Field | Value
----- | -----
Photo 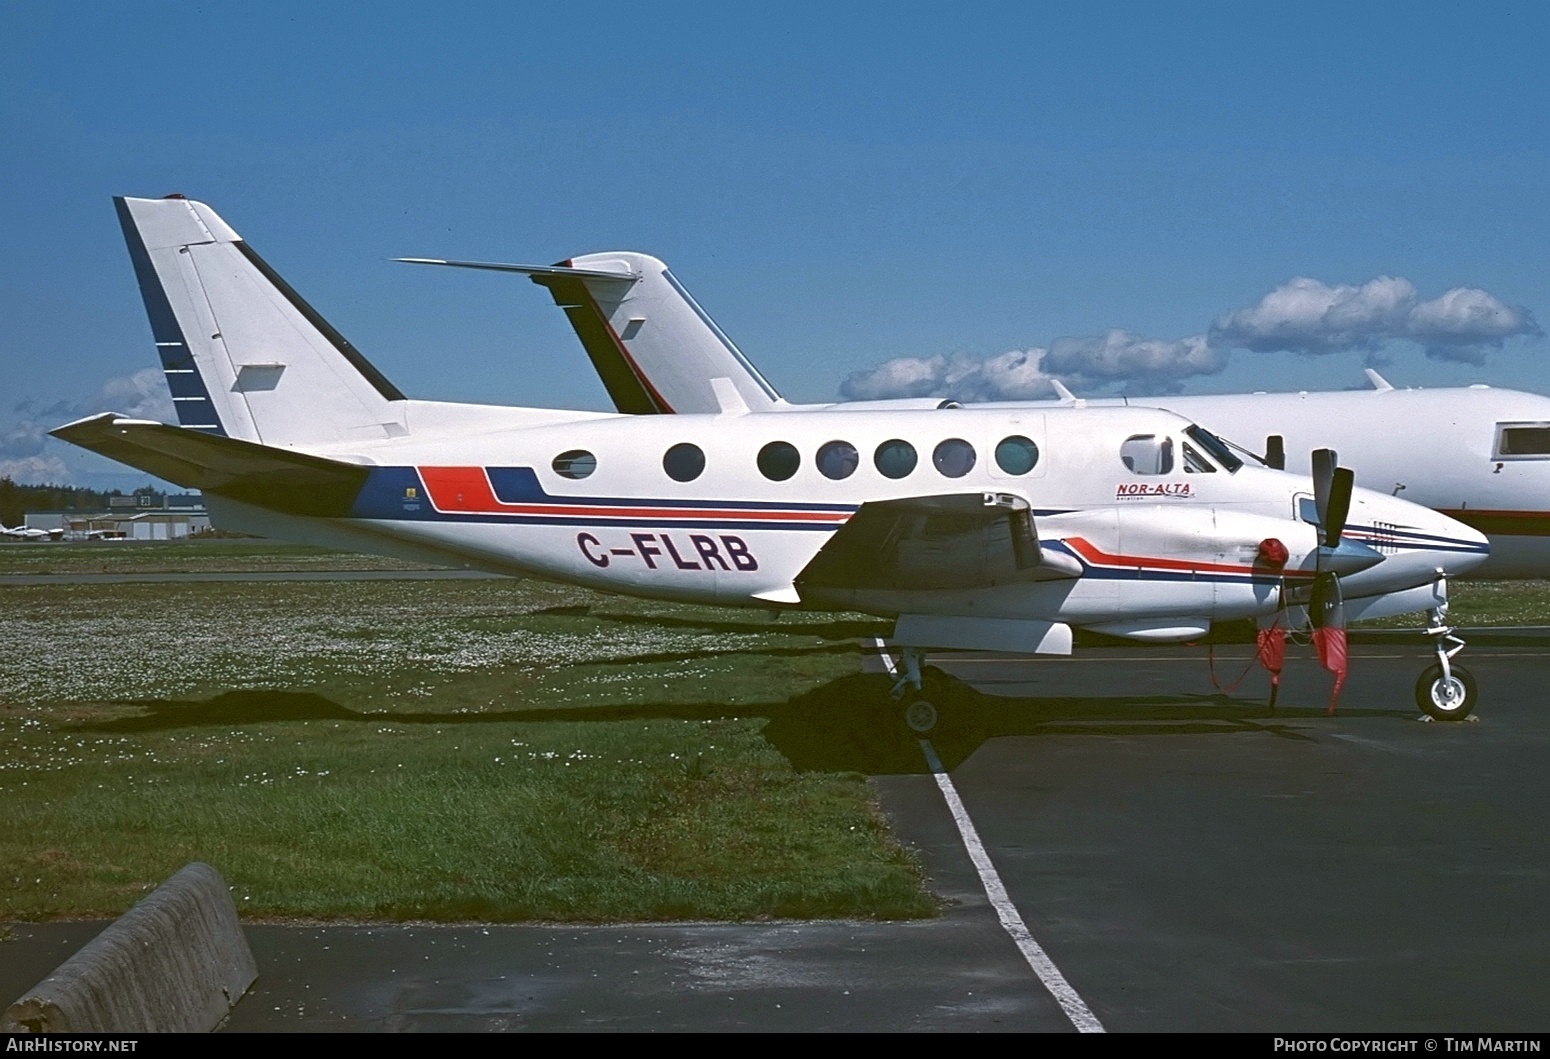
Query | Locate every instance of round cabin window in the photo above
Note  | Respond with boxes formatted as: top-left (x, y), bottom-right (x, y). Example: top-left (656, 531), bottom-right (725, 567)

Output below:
top-left (663, 442), bottom-right (706, 482)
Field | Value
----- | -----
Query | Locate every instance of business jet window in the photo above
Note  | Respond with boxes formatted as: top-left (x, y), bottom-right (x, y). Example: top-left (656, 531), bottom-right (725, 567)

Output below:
top-left (933, 438), bottom-right (977, 478)
top-left (663, 443), bottom-right (706, 482)
top-left (994, 435), bottom-right (1040, 475)
top-left (1120, 434), bottom-right (1174, 475)
top-left (1494, 423), bottom-right (1550, 458)
top-left (552, 450), bottom-right (597, 480)
top-left (757, 441), bottom-right (800, 481)
top-left (874, 439), bottom-right (918, 479)
top-left (816, 440), bottom-right (860, 480)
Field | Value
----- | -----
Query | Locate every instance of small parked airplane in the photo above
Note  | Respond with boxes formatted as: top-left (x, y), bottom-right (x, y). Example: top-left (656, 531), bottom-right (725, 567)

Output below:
top-left (2, 524), bottom-right (62, 541)
top-left (54, 199), bottom-right (1490, 730)
top-left (408, 250), bottom-right (1550, 581)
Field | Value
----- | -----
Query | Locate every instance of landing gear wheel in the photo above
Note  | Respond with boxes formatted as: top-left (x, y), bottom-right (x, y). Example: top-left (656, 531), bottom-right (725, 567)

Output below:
top-left (904, 698), bottom-right (939, 734)
top-left (1415, 663), bottom-right (1477, 721)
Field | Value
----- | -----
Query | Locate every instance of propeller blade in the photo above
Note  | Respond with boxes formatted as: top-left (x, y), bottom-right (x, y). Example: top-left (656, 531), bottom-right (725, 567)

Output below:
top-left (1312, 448), bottom-right (1337, 531)
top-left (1311, 449), bottom-right (1354, 549)
top-left (1310, 571), bottom-right (1344, 630)
top-left (1324, 467), bottom-right (1354, 548)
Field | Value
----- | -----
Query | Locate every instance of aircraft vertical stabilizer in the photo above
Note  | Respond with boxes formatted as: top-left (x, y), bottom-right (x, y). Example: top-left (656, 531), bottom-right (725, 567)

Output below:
top-left (552, 251), bottom-right (784, 414)
top-left (396, 251), bottom-right (786, 415)
top-left (115, 196), bottom-right (408, 447)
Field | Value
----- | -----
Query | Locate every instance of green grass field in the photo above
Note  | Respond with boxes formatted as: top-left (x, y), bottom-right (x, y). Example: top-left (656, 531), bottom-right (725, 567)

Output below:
top-left (1, 541), bottom-right (933, 922)
top-left (3, 539), bottom-right (1547, 923)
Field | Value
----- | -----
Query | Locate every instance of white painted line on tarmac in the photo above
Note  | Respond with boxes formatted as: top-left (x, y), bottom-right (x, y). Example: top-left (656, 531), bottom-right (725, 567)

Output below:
top-left (918, 738), bottom-right (1106, 1034)
top-left (1328, 732), bottom-right (1418, 755)
top-left (872, 637), bottom-right (898, 677)
top-left (871, 638), bottom-right (1104, 1032)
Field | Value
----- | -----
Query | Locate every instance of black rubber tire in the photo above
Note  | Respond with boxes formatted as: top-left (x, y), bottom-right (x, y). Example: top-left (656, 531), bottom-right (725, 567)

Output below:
top-left (904, 698), bottom-right (939, 734)
top-left (1414, 662), bottom-right (1477, 721)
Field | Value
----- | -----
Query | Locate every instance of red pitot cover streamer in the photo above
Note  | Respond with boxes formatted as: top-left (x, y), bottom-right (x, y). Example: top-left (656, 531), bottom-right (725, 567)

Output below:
top-left (1255, 625), bottom-right (1286, 703)
top-left (1312, 626), bottom-right (1348, 714)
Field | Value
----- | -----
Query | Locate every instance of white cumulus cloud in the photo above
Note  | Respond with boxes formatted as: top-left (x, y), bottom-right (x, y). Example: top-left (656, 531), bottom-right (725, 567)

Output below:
top-left (841, 332), bottom-right (1226, 401)
top-left (1, 368), bottom-right (175, 485)
top-left (838, 274), bottom-right (1539, 401)
top-left (1406, 287), bottom-right (1539, 363)
top-left (83, 368), bottom-right (176, 422)
top-left (843, 349), bottom-right (1059, 402)
top-left (1045, 330), bottom-right (1225, 392)
top-left (1211, 276), bottom-right (1538, 362)
top-left (0, 454), bottom-right (72, 484)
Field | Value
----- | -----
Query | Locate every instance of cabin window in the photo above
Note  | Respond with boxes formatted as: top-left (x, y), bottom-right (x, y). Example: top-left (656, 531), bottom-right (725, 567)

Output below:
top-left (757, 441), bottom-right (800, 481)
top-left (663, 442), bottom-right (706, 482)
top-left (816, 440), bottom-right (860, 480)
top-left (874, 439), bottom-right (918, 479)
top-left (933, 438), bottom-right (977, 478)
top-left (552, 450), bottom-right (597, 480)
top-left (1494, 422), bottom-right (1550, 459)
top-left (1120, 434), bottom-right (1174, 475)
top-left (994, 435), bottom-right (1040, 475)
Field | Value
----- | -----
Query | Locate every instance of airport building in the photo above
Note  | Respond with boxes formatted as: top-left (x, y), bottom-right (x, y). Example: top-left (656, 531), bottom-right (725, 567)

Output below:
top-left (22, 494), bottom-right (210, 541)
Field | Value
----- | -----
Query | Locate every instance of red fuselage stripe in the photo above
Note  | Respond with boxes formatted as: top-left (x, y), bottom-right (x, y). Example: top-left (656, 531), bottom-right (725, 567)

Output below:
top-left (415, 466), bottom-right (851, 522)
top-left (1063, 536), bottom-right (1313, 579)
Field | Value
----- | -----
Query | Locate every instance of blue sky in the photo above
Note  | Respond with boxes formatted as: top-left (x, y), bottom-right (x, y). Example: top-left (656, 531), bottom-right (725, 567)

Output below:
top-left (4, 1), bottom-right (1549, 488)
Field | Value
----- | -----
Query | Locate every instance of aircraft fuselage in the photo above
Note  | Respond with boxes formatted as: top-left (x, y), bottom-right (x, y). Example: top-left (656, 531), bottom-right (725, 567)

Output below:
top-left (186, 403), bottom-right (1487, 633)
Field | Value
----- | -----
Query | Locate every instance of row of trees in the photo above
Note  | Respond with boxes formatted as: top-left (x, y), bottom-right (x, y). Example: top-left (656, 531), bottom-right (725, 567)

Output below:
top-left (0, 477), bottom-right (168, 529)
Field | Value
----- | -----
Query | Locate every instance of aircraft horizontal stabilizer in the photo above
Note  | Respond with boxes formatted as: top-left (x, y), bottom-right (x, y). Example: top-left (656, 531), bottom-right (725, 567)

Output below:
top-left (393, 258), bottom-right (639, 283)
top-left (796, 492), bottom-right (1082, 595)
top-left (51, 414), bottom-right (367, 517)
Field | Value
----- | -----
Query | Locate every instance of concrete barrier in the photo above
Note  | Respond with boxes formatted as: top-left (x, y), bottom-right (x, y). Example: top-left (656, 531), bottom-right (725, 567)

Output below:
top-left (2, 862), bottom-right (257, 1033)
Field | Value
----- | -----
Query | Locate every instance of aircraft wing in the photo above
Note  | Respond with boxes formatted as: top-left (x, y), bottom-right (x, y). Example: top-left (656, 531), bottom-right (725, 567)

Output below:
top-left (51, 414), bottom-right (367, 517)
top-left (796, 492), bottom-right (1082, 593)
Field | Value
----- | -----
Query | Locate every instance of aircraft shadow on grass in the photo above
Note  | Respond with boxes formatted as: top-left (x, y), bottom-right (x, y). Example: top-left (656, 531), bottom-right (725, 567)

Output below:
top-left (525, 604), bottom-right (891, 642)
top-left (78, 657), bottom-right (1423, 776)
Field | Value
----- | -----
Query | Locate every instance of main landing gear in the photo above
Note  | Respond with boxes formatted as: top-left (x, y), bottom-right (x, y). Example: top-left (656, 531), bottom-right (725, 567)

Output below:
top-left (1416, 573), bottom-right (1477, 722)
top-left (889, 646), bottom-right (939, 734)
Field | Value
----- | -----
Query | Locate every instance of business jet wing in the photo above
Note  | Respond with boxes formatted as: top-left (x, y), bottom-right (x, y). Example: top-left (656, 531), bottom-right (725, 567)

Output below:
top-left (51, 413), bottom-right (367, 517)
top-left (796, 492), bottom-right (1082, 595)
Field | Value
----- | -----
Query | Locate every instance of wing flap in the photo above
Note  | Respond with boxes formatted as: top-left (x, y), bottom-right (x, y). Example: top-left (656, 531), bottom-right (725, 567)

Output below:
top-left (51, 414), bottom-right (368, 517)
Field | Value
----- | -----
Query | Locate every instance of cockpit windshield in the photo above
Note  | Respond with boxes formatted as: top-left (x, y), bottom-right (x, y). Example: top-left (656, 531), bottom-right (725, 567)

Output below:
top-left (1183, 425), bottom-right (1243, 473)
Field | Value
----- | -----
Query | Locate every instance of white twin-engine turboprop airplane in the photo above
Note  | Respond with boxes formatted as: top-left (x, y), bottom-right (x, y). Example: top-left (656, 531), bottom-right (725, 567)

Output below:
top-left (54, 198), bottom-right (1490, 733)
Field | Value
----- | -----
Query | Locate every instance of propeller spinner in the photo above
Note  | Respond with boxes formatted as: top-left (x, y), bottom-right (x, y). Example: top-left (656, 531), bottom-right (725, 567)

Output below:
top-left (1311, 448), bottom-right (1383, 576)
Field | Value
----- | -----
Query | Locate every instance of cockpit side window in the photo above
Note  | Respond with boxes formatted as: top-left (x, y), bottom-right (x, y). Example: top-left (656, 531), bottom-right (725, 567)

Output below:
top-left (1184, 425), bottom-right (1243, 472)
top-left (1120, 434), bottom-right (1174, 475)
top-left (1494, 422), bottom-right (1550, 459)
top-left (1182, 443), bottom-right (1216, 473)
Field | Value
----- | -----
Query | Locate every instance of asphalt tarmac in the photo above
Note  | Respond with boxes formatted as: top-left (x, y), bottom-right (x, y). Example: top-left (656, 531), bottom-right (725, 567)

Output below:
top-left (4, 634), bottom-right (1548, 1032)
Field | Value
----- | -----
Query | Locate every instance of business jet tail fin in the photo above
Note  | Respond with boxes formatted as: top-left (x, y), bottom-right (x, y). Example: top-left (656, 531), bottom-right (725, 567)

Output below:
top-left (397, 252), bottom-right (785, 415)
